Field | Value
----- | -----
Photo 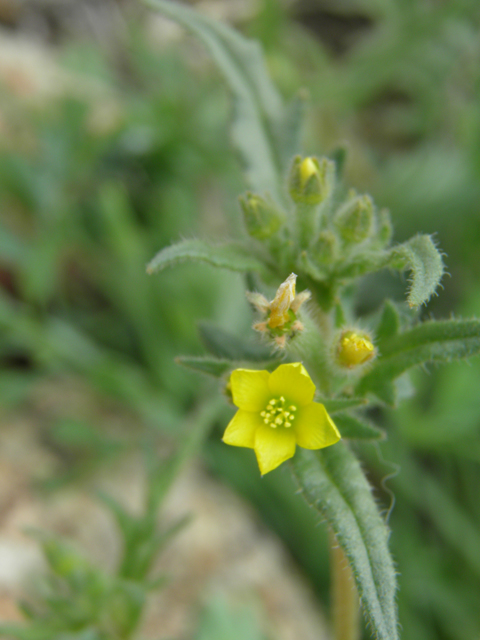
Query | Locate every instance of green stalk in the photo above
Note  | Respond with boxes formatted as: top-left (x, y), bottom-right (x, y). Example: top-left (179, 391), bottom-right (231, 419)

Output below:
top-left (330, 529), bottom-right (361, 640)
top-left (296, 202), bottom-right (318, 250)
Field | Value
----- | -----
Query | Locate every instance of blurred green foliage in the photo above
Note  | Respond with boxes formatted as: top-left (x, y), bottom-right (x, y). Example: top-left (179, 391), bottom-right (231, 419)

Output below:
top-left (1, 1), bottom-right (480, 639)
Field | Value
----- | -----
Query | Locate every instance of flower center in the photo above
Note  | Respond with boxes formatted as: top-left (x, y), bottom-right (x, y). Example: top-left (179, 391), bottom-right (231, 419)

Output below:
top-left (260, 396), bottom-right (297, 428)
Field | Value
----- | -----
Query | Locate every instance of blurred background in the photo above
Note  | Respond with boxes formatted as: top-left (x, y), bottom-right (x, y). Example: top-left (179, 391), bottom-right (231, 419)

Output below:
top-left (1, 0), bottom-right (480, 639)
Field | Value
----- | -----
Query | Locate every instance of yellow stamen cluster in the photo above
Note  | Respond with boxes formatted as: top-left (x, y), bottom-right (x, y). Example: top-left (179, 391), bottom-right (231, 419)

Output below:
top-left (260, 396), bottom-right (297, 429)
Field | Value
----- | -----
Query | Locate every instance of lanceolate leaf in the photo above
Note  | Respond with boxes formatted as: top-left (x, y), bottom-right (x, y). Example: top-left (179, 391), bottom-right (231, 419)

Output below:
top-left (390, 234), bottom-right (444, 307)
top-left (321, 397), bottom-right (369, 414)
top-left (334, 413), bottom-right (384, 440)
top-left (291, 444), bottom-right (398, 640)
top-left (146, 240), bottom-right (268, 276)
top-left (144, 0), bottom-right (286, 201)
top-left (358, 319), bottom-right (480, 402)
top-left (198, 322), bottom-right (276, 362)
top-left (175, 356), bottom-right (233, 378)
top-left (375, 300), bottom-right (400, 349)
top-left (280, 91), bottom-right (308, 165)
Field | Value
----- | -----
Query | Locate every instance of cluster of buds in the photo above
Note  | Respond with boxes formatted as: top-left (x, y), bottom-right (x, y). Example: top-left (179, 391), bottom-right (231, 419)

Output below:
top-left (247, 273), bottom-right (310, 348)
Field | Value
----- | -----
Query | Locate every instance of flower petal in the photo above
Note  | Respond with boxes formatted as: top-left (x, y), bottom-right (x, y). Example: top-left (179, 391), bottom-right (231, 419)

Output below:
top-left (223, 409), bottom-right (262, 448)
top-left (230, 369), bottom-right (271, 411)
top-left (268, 362), bottom-right (315, 406)
top-left (294, 402), bottom-right (341, 450)
top-left (254, 424), bottom-right (296, 475)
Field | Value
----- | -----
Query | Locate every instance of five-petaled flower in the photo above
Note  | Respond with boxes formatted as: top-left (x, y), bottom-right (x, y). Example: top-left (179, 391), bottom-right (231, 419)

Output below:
top-left (222, 362), bottom-right (341, 475)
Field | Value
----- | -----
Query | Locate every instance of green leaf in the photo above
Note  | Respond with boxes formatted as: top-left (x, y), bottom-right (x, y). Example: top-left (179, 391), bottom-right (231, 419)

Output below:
top-left (144, 0), bottom-right (286, 201)
top-left (330, 145), bottom-right (348, 178)
top-left (279, 91), bottom-right (307, 165)
top-left (107, 580), bottom-right (146, 638)
top-left (129, 515), bottom-right (192, 581)
top-left (0, 222), bottom-right (29, 264)
top-left (358, 318), bottom-right (480, 403)
top-left (335, 251), bottom-right (391, 279)
top-left (146, 398), bottom-right (224, 512)
top-left (175, 356), bottom-right (233, 378)
top-left (0, 626), bottom-right (45, 640)
top-left (334, 414), bottom-right (384, 440)
top-left (194, 596), bottom-right (266, 640)
top-left (146, 240), bottom-right (268, 276)
top-left (291, 444), bottom-right (398, 640)
top-left (390, 234), bottom-right (445, 307)
top-left (97, 492), bottom-right (135, 540)
top-left (375, 300), bottom-right (400, 349)
top-left (321, 397), bottom-right (369, 414)
top-left (198, 322), bottom-right (276, 362)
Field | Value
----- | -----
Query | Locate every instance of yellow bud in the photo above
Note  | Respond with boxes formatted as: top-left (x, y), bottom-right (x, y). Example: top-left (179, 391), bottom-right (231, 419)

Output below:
top-left (337, 331), bottom-right (375, 368)
top-left (299, 157), bottom-right (318, 190)
top-left (289, 155), bottom-right (334, 205)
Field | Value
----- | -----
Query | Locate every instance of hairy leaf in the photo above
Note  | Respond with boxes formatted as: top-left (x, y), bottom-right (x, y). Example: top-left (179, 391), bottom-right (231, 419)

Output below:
top-left (358, 318), bottom-right (480, 402)
top-left (391, 234), bottom-right (444, 307)
top-left (198, 322), bottom-right (276, 362)
top-left (334, 414), bottom-right (384, 440)
top-left (335, 251), bottom-right (391, 279)
top-left (321, 397), bottom-right (369, 414)
top-left (175, 356), bottom-right (233, 377)
top-left (375, 300), bottom-right (400, 349)
top-left (279, 91), bottom-right (308, 165)
top-left (146, 240), bottom-right (268, 276)
top-left (291, 444), bottom-right (398, 640)
top-left (144, 0), bottom-right (286, 200)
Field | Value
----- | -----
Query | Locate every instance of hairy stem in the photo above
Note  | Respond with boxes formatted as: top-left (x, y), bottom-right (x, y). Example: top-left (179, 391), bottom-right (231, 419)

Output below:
top-left (330, 529), bottom-right (361, 640)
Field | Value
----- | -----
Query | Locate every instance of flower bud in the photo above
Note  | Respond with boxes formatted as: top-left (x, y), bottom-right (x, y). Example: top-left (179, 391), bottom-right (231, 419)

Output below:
top-left (239, 193), bottom-right (282, 240)
top-left (335, 193), bottom-right (374, 244)
top-left (289, 155), bottom-right (335, 205)
top-left (310, 230), bottom-right (338, 265)
top-left (336, 330), bottom-right (375, 368)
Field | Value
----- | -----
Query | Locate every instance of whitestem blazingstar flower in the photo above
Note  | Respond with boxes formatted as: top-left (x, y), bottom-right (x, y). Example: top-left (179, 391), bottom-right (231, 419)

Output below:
top-left (246, 273), bottom-right (311, 348)
top-left (222, 363), bottom-right (341, 474)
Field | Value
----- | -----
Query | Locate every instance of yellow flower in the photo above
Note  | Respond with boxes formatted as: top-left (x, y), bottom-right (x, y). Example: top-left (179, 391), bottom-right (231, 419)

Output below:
top-left (222, 363), bottom-right (341, 475)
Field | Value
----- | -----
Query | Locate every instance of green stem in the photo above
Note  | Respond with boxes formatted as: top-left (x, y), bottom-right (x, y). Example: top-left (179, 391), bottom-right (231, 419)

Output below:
top-left (296, 202), bottom-right (318, 249)
top-left (330, 529), bottom-right (361, 640)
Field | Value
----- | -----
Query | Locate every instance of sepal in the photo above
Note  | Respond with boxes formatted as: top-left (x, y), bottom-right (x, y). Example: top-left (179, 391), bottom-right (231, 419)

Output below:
top-left (289, 155), bottom-right (335, 205)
